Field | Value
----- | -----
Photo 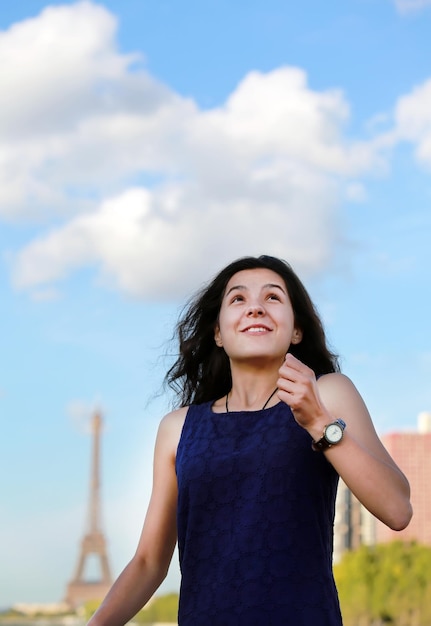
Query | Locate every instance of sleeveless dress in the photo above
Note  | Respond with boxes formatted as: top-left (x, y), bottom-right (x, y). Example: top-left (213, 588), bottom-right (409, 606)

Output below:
top-left (175, 400), bottom-right (343, 626)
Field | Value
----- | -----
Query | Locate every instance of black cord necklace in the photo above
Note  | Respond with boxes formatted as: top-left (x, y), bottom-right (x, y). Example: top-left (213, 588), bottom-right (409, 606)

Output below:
top-left (225, 388), bottom-right (278, 413)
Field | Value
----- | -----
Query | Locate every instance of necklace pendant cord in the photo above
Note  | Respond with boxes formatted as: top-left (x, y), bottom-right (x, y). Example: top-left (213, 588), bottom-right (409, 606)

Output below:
top-left (225, 387), bottom-right (278, 413)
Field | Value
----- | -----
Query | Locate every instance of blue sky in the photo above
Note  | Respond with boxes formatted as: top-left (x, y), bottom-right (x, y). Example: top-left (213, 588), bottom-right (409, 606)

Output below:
top-left (1, 0), bottom-right (431, 608)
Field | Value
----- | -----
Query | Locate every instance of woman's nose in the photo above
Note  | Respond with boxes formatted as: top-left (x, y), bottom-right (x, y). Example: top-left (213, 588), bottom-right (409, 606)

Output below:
top-left (247, 304), bottom-right (264, 316)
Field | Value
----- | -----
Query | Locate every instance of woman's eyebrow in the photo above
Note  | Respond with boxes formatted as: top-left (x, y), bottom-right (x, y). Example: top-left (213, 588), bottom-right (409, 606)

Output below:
top-left (264, 282), bottom-right (286, 294)
top-left (225, 284), bottom-right (246, 297)
top-left (225, 282), bottom-right (286, 297)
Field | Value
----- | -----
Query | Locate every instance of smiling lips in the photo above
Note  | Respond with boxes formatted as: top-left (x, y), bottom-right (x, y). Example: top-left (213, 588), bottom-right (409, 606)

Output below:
top-left (241, 325), bottom-right (272, 333)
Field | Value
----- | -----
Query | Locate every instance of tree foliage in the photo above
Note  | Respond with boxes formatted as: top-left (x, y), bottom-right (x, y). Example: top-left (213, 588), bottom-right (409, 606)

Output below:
top-left (334, 541), bottom-right (431, 625)
top-left (135, 593), bottom-right (179, 624)
top-left (82, 599), bottom-right (103, 621)
top-left (82, 594), bottom-right (179, 624)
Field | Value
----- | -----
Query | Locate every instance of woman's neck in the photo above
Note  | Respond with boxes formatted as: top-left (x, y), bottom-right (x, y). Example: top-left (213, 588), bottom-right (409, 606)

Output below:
top-left (224, 363), bottom-right (281, 411)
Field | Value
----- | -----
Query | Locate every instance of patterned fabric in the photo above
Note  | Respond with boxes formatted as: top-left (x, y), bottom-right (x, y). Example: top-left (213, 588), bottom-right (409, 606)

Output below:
top-left (176, 401), bottom-right (343, 625)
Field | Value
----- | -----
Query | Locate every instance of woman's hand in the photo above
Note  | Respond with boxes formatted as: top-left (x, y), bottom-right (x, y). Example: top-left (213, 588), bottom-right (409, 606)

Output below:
top-left (277, 353), bottom-right (331, 435)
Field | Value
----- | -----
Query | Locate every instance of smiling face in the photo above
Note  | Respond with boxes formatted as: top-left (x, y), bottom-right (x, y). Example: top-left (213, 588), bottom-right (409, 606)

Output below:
top-left (214, 268), bottom-right (302, 364)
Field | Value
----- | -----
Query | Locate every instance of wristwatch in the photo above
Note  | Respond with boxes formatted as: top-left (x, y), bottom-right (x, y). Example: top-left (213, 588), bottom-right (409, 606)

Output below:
top-left (312, 418), bottom-right (346, 452)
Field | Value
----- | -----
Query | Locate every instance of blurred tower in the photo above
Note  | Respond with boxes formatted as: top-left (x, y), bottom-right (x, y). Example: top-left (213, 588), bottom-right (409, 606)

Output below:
top-left (65, 411), bottom-right (113, 608)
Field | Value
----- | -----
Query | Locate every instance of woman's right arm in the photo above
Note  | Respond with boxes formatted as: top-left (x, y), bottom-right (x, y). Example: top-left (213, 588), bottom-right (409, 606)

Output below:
top-left (88, 407), bottom-right (187, 626)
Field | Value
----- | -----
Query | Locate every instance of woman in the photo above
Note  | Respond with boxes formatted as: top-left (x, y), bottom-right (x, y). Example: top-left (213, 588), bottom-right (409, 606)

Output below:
top-left (89, 255), bottom-right (412, 626)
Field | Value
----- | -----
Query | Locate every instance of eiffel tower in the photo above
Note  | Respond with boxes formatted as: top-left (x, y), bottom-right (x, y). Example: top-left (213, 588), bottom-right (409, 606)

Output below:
top-left (65, 411), bottom-right (113, 608)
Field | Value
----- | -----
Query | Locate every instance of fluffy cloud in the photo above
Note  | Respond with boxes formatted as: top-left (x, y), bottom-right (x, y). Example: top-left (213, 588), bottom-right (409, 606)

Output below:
top-left (0, 1), bottom-right (182, 218)
top-left (12, 180), bottom-right (337, 299)
top-left (393, 78), bottom-right (431, 167)
top-left (3, 2), bottom-right (383, 299)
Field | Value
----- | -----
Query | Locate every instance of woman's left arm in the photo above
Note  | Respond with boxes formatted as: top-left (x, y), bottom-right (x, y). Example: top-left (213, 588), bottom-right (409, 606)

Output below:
top-left (277, 354), bottom-right (413, 531)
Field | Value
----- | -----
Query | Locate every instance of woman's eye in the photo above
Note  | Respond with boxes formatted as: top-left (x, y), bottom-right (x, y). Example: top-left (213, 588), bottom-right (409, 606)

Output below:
top-left (231, 295), bottom-right (244, 303)
top-left (267, 293), bottom-right (281, 301)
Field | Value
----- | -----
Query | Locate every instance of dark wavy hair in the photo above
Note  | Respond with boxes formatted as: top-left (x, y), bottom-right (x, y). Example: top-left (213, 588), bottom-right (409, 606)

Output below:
top-left (165, 255), bottom-right (339, 406)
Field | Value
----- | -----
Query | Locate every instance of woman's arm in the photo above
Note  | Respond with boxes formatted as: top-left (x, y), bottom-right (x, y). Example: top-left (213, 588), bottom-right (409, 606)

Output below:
top-left (88, 408), bottom-right (187, 626)
top-left (277, 355), bottom-right (412, 531)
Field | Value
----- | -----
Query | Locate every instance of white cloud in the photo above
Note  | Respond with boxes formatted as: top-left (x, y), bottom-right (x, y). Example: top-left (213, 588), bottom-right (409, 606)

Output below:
top-left (12, 180), bottom-right (340, 299)
top-left (393, 78), bottom-right (431, 168)
top-left (0, 1), bottom-right (178, 219)
top-left (196, 68), bottom-right (375, 176)
top-left (394, 0), bottom-right (431, 13)
top-left (0, 1), bottom-right (134, 138)
top-left (3, 2), bottom-right (385, 299)
top-left (344, 182), bottom-right (367, 203)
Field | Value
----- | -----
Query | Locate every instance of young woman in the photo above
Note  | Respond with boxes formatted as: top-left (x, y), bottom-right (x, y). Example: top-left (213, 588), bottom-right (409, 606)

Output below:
top-left (88, 255), bottom-right (412, 626)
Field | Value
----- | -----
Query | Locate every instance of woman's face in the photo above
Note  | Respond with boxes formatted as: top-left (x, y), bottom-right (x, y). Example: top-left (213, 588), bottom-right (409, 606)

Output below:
top-left (214, 268), bottom-right (302, 364)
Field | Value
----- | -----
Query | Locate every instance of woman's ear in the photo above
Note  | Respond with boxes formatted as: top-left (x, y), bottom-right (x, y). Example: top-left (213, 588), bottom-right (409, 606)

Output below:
top-left (291, 328), bottom-right (303, 345)
top-left (214, 326), bottom-right (223, 347)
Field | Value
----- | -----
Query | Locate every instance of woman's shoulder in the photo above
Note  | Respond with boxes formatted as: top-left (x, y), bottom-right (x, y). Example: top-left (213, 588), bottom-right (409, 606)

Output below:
top-left (316, 371), bottom-right (368, 417)
top-left (155, 407), bottom-right (189, 458)
top-left (159, 406), bottom-right (189, 433)
top-left (317, 371), bottom-right (358, 393)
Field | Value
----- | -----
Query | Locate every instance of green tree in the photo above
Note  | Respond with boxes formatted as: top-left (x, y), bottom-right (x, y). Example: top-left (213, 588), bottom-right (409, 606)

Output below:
top-left (82, 599), bottom-right (103, 621)
top-left (135, 593), bottom-right (179, 624)
top-left (334, 541), bottom-right (431, 626)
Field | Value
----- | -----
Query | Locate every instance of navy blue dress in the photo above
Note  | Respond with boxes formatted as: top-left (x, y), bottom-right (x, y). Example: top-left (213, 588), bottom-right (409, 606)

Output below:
top-left (175, 401), bottom-right (342, 625)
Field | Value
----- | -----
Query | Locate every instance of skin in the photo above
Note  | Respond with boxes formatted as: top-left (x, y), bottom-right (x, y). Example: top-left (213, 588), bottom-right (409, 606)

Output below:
top-left (88, 268), bottom-right (412, 626)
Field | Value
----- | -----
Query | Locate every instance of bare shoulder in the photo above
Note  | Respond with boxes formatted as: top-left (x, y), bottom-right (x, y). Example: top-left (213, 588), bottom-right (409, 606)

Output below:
top-left (317, 372), bottom-right (380, 441)
top-left (156, 406), bottom-right (189, 458)
top-left (160, 405), bottom-right (189, 429)
top-left (317, 372), bottom-right (365, 409)
top-left (316, 372), bottom-right (375, 430)
top-left (317, 371), bottom-right (358, 392)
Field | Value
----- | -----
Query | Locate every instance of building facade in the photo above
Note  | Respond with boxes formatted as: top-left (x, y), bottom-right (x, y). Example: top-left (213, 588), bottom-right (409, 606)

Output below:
top-left (334, 411), bottom-right (431, 562)
top-left (375, 411), bottom-right (431, 546)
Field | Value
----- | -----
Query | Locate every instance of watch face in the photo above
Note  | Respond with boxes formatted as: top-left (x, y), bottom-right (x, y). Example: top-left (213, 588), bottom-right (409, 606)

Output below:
top-left (325, 423), bottom-right (343, 444)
